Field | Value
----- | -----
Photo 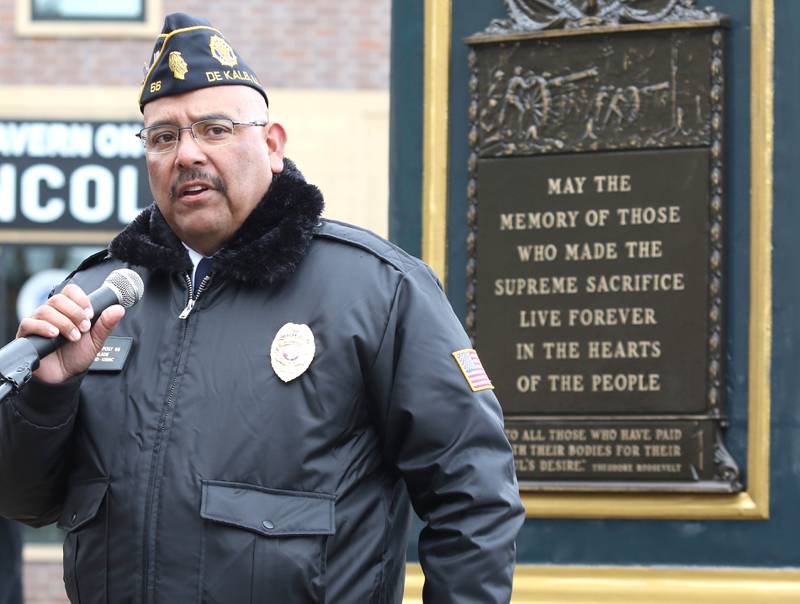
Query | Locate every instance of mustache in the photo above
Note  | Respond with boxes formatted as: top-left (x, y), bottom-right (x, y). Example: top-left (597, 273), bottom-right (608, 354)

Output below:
top-left (169, 169), bottom-right (226, 199)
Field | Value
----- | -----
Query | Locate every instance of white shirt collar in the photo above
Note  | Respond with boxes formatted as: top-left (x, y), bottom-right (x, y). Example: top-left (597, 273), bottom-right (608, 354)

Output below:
top-left (182, 243), bottom-right (212, 287)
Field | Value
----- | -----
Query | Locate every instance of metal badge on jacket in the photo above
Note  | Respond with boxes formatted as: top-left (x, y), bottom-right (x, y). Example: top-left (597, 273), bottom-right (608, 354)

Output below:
top-left (270, 323), bottom-right (315, 382)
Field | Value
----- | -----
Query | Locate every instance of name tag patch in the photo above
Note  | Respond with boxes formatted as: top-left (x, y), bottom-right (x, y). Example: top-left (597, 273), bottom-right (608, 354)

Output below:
top-left (89, 336), bottom-right (133, 372)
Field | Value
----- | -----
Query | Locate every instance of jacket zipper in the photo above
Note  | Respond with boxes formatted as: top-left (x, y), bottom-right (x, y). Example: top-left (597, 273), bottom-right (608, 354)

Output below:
top-left (141, 271), bottom-right (211, 602)
top-left (179, 273), bottom-right (212, 319)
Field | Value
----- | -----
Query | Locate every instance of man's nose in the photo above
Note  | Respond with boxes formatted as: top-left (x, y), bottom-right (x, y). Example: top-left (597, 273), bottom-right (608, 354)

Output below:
top-left (174, 129), bottom-right (207, 166)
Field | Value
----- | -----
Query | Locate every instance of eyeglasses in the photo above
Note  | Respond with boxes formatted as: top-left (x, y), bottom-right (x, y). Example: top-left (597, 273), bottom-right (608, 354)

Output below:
top-left (136, 118), bottom-right (268, 154)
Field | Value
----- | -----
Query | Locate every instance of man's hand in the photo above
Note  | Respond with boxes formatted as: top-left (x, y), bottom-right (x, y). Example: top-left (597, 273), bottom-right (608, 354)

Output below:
top-left (16, 284), bottom-right (125, 384)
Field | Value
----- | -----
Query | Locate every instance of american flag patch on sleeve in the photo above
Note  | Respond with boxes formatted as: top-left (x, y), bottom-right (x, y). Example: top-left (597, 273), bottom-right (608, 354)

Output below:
top-left (452, 348), bottom-right (494, 392)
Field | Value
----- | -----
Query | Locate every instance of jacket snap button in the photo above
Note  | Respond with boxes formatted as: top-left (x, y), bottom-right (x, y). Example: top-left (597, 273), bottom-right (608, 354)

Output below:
top-left (71, 513), bottom-right (78, 524)
top-left (262, 520), bottom-right (274, 530)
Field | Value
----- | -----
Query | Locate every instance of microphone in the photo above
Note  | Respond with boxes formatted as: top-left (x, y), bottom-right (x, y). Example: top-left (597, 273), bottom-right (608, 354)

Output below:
top-left (0, 268), bottom-right (144, 395)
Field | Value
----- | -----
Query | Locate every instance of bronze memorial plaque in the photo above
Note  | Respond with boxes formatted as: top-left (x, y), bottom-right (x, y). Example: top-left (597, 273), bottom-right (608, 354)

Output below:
top-left (465, 1), bottom-right (740, 492)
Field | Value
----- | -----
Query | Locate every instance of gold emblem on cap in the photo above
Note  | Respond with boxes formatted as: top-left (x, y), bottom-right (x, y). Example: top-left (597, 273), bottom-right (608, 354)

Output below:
top-left (270, 323), bottom-right (315, 383)
top-left (168, 51), bottom-right (189, 80)
top-left (209, 34), bottom-right (238, 67)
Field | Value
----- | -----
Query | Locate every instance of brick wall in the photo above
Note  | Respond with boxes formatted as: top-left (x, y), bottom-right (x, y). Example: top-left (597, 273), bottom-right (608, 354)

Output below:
top-left (0, 0), bottom-right (390, 90)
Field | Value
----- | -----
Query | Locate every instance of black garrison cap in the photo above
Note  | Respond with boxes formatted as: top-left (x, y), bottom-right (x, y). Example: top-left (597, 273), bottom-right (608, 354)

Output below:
top-left (139, 13), bottom-right (268, 111)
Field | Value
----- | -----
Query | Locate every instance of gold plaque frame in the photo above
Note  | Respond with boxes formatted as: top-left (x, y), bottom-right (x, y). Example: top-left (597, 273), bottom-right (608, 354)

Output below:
top-left (422, 0), bottom-right (773, 520)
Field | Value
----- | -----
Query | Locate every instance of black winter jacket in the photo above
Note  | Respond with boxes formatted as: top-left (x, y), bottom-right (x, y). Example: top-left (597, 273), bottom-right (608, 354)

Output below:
top-left (0, 161), bottom-right (524, 603)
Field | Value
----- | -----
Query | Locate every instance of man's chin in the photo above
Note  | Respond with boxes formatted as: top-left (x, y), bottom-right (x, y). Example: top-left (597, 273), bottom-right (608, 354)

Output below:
top-left (175, 221), bottom-right (228, 252)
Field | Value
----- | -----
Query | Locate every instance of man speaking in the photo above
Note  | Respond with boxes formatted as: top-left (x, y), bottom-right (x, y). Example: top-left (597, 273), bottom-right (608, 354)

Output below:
top-left (0, 13), bottom-right (523, 603)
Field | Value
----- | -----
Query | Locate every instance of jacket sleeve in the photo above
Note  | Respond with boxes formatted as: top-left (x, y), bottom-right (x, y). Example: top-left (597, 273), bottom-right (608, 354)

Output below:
top-left (367, 265), bottom-right (525, 603)
top-left (0, 377), bottom-right (81, 526)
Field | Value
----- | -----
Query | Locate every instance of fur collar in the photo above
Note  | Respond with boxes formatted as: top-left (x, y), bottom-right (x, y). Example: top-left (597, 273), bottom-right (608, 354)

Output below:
top-left (109, 159), bottom-right (324, 286)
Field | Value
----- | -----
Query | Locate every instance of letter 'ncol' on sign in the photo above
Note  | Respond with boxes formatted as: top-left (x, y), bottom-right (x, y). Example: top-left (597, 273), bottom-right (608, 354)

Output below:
top-left (0, 121), bottom-right (149, 229)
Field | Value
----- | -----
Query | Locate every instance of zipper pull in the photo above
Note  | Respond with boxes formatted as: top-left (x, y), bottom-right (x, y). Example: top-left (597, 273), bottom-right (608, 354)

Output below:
top-left (179, 274), bottom-right (212, 320)
top-left (179, 272), bottom-right (194, 319)
top-left (178, 297), bottom-right (196, 320)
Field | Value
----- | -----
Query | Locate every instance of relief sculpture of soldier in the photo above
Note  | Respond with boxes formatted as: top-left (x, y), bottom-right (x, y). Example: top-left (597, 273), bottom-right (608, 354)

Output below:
top-left (477, 0), bottom-right (716, 156)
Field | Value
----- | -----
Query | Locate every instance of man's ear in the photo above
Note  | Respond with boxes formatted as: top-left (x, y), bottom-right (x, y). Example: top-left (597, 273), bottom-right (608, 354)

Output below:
top-left (265, 123), bottom-right (287, 174)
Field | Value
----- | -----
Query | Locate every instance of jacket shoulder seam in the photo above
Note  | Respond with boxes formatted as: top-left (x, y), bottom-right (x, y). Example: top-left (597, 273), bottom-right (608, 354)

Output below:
top-left (70, 249), bottom-right (113, 277)
top-left (313, 220), bottom-right (420, 274)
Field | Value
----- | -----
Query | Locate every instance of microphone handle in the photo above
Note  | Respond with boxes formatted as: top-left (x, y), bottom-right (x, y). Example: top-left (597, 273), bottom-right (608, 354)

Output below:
top-left (26, 286), bottom-right (122, 359)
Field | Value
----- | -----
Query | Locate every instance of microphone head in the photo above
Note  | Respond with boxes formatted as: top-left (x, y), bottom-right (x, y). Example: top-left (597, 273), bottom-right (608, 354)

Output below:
top-left (104, 269), bottom-right (145, 308)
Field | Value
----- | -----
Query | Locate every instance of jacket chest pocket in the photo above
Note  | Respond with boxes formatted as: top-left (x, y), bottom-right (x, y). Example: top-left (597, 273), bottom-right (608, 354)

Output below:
top-left (57, 479), bottom-right (109, 604)
top-left (200, 481), bottom-right (335, 604)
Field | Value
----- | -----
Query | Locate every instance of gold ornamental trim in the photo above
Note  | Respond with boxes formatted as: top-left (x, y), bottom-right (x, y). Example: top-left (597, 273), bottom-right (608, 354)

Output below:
top-left (403, 564), bottom-right (800, 603)
top-left (746, 0), bottom-right (774, 522)
top-left (422, 0), bottom-right (451, 284)
top-left (421, 0), bottom-right (774, 519)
